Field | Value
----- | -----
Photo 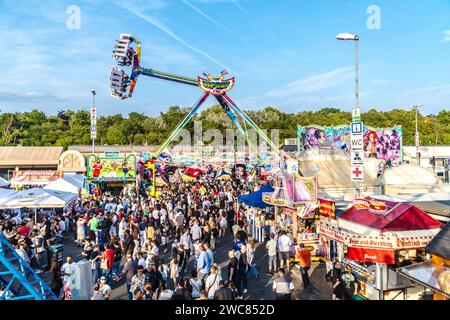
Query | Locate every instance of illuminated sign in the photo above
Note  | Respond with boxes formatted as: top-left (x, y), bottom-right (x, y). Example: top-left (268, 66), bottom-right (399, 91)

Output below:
top-left (198, 75), bottom-right (235, 96)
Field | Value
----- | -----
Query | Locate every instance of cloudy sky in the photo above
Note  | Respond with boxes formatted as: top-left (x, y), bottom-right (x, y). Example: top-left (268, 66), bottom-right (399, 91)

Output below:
top-left (0, 0), bottom-right (449, 116)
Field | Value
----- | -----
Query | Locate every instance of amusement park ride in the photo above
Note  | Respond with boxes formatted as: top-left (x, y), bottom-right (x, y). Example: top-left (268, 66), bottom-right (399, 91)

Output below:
top-left (109, 33), bottom-right (280, 158)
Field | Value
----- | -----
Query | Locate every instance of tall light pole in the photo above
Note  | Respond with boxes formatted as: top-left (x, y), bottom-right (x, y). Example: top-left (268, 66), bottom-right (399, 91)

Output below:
top-left (337, 33), bottom-right (360, 111)
top-left (337, 33), bottom-right (362, 198)
top-left (91, 89), bottom-right (97, 155)
top-left (412, 105), bottom-right (423, 165)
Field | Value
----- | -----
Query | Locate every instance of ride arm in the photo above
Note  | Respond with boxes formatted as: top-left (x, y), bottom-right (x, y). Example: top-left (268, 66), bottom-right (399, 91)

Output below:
top-left (155, 92), bottom-right (210, 158)
top-left (140, 68), bottom-right (199, 87)
top-left (223, 93), bottom-right (281, 155)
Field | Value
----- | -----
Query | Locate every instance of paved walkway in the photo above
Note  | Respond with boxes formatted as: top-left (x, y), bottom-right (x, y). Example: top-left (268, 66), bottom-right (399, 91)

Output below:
top-left (40, 231), bottom-right (332, 300)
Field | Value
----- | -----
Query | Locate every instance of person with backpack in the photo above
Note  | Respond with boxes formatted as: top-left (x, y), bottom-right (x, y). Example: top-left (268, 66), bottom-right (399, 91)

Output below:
top-left (205, 264), bottom-right (222, 300)
top-left (325, 260), bottom-right (343, 300)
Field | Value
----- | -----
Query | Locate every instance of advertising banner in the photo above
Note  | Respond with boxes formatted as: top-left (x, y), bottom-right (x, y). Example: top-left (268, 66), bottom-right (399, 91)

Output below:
top-left (297, 124), bottom-right (403, 164)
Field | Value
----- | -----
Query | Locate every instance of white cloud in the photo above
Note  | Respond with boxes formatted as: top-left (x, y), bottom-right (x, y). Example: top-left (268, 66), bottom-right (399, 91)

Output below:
top-left (443, 30), bottom-right (450, 42)
top-left (266, 66), bottom-right (354, 98)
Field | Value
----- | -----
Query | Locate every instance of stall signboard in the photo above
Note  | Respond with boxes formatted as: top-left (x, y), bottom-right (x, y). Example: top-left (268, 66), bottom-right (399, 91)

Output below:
top-left (353, 198), bottom-right (387, 214)
top-left (11, 170), bottom-right (64, 185)
top-left (86, 155), bottom-right (137, 181)
top-left (263, 194), bottom-right (289, 207)
top-left (348, 247), bottom-right (395, 264)
top-left (319, 199), bottom-right (336, 219)
top-left (318, 221), bottom-right (434, 250)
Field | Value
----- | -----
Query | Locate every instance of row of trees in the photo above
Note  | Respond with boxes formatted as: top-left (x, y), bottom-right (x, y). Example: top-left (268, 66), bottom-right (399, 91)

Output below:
top-left (0, 106), bottom-right (449, 149)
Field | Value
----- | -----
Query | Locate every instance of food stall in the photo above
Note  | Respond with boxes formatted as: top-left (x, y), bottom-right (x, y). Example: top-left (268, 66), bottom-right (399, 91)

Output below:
top-left (318, 197), bottom-right (443, 300)
top-left (399, 222), bottom-right (450, 300)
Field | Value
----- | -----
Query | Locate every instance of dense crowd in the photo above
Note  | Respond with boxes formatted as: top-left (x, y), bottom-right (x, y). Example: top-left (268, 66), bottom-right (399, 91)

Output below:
top-left (1, 171), bottom-right (363, 301)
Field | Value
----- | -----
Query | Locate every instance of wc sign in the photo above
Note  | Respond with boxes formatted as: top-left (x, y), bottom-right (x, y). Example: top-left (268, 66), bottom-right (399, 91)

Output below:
top-left (351, 135), bottom-right (364, 151)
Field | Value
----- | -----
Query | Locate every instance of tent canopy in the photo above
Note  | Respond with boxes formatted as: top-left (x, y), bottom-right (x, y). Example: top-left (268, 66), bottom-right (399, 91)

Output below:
top-left (0, 177), bottom-right (10, 188)
top-left (426, 222), bottom-right (450, 260)
top-left (238, 184), bottom-right (274, 208)
top-left (0, 189), bottom-right (20, 207)
top-left (1, 188), bottom-right (77, 209)
top-left (339, 197), bottom-right (443, 233)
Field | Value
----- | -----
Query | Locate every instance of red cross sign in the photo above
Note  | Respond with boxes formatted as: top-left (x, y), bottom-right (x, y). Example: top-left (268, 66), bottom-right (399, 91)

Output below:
top-left (353, 168), bottom-right (362, 177)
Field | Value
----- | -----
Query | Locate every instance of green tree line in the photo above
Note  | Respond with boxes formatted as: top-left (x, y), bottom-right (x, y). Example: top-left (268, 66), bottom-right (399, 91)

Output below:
top-left (0, 106), bottom-right (449, 149)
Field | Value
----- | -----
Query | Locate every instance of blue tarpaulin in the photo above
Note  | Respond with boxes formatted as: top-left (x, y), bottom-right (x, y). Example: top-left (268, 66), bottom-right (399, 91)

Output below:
top-left (238, 184), bottom-right (275, 208)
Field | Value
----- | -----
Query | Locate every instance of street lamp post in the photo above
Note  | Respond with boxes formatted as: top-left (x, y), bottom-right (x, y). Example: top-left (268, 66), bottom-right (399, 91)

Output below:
top-left (413, 105), bottom-right (423, 165)
top-left (337, 33), bottom-right (361, 198)
top-left (91, 89), bottom-right (96, 155)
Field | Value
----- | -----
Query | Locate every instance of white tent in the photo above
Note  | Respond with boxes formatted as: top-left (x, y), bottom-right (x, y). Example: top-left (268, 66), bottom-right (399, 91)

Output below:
top-left (0, 189), bottom-right (20, 207)
top-left (0, 177), bottom-right (10, 188)
top-left (2, 188), bottom-right (77, 209)
top-left (1, 188), bottom-right (78, 224)
top-left (44, 174), bottom-right (85, 194)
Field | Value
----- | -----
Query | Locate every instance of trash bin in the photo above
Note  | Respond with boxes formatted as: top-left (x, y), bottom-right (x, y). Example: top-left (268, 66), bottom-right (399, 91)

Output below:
top-left (48, 244), bottom-right (65, 266)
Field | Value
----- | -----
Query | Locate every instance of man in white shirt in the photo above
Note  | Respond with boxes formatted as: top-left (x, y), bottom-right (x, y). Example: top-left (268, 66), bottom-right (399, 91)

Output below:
top-left (61, 256), bottom-right (76, 285)
top-left (277, 231), bottom-right (292, 269)
top-left (159, 207), bottom-right (168, 225)
top-left (204, 264), bottom-right (222, 299)
top-left (190, 220), bottom-right (202, 241)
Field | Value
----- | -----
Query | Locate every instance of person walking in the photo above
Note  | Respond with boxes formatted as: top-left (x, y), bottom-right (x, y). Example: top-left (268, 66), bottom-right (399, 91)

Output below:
top-left (120, 253), bottom-right (138, 300)
top-left (296, 243), bottom-right (312, 289)
top-left (205, 264), bottom-right (222, 300)
top-left (214, 280), bottom-right (235, 300)
top-left (325, 260), bottom-right (343, 300)
top-left (50, 259), bottom-right (63, 299)
top-left (266, 233), bottom-right (277, 275)
top-left (277, 231), bottom-right (292, 270)
top-left (169, 253), bottom-right (180, 290)
top-left (273, 268), bottom-right (299, 300)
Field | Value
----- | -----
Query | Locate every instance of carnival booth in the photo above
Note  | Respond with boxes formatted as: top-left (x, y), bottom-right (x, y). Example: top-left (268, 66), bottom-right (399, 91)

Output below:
top-left (318, 197), bottom-right (443, 300)
top-left (85, 154), bottom-right (137, 197)
top-left (238, 184), bottom-right (274, 242)
top-left (262, 162), bottom-right (321, 259)
top-left (399, 222), bottom-right (450, 300)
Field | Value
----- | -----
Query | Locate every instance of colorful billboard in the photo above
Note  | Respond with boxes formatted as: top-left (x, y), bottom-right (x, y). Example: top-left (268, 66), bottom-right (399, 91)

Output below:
top-left (297, 124), bottom-right (403, 163)
top-left (86, 154), bottom-right (137, 181)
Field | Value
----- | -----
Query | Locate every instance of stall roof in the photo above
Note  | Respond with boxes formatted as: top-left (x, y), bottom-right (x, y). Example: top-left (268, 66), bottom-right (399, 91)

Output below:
top-left (339, 198), bottom-right (443, 233)
top-left (399, 261), bottom-right (450, 299)
top-left (0, 147), bottom-right (63, 167)
top-left (426, 222), bottom-right (450, 260)
top-left (238, 184), bottom-right (274, 208)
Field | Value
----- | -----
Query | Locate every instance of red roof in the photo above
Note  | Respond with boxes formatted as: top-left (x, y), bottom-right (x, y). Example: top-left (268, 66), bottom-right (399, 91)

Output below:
top-left (340, 197), bottom-right (443, 233)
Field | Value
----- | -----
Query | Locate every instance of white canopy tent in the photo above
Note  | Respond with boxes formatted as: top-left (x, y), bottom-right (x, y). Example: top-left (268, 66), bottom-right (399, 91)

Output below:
top-left (0, 188), bottom-right (78, 224)
top-left (0, 177), bottom-right (10, 188)
top-left (44, 174), bottom-right (85, 194)
top-left (0, 189), bottom-right (20, 207)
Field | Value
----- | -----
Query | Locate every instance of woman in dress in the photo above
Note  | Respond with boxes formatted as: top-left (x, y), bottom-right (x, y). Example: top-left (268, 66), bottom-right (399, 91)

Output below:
top-left (169, 253), bottom-right (180, 290)
top-left (76, 214), bottom-right (85, 247)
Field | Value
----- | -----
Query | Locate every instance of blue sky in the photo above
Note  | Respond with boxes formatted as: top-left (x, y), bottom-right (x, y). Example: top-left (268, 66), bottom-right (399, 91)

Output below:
top-left (0, 0), bottom-right (450, 116)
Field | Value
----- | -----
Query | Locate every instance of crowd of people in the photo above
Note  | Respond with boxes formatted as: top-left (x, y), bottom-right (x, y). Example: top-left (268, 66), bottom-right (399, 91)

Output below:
top-left (0, 169), bottom-right (362, 301)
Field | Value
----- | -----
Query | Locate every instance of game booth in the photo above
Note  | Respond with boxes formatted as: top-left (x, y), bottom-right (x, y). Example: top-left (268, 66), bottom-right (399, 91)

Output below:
top-left (261, 164), bottom-right (323, 260)
top-left (85, 154), bottom-right (137, 197)
top-left (238, 183), bottom-right (275, 242)
top-left (318, 197), bottom-right (443, 300)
